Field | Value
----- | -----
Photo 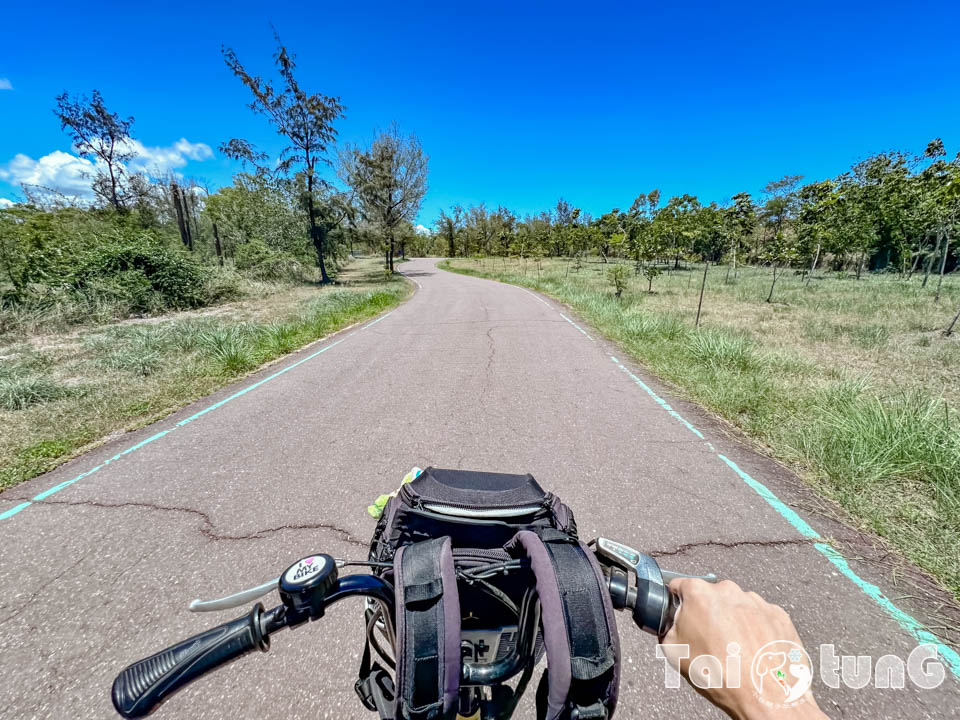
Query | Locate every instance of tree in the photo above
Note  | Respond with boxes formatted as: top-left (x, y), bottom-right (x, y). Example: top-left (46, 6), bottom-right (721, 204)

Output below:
top-left (725, 192), bottom-right (756, 282)
top-left (54, 90), bottom-right (135, 210)
top-left (341, 123), bottom-right (428, 272)
top-left (222, 34), bottom-right (345, 282)
top-left (795, 180), bottom-right (835, 283)
top-left (607, 263), bottom-right (627, 299)
top-left (436, 206), bottom-right (463, 257)
top-left (759, 176), bottom-right (802, 301)
top-left (654, 194), bottom-right (701, 269)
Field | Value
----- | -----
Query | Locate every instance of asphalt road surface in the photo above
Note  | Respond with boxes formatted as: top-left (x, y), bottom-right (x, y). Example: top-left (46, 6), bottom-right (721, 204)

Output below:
top-left (1, 258), bottom-right (958, 719)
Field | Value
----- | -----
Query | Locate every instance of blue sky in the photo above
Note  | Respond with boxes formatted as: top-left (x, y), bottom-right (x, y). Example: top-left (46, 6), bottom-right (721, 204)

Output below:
top-left (1, 1), bottom-right (958, 224)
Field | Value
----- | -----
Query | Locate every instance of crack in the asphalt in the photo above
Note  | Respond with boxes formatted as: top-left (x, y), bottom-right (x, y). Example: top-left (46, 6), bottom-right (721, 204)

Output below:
top-left (649, 537), bottom-right (816, 558)
top-left (477, 323), bottom-right (498, 408)
top-left (33, 498), bottom-right (367, 548)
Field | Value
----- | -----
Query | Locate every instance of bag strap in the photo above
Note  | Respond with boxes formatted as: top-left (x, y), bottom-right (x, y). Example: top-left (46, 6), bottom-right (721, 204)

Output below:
top-left (395, 537), bottom-right (460, 720)
top-left (506, 529), bottom-right (620, 720)
top-left (355, 634), bottom-right (397, 719)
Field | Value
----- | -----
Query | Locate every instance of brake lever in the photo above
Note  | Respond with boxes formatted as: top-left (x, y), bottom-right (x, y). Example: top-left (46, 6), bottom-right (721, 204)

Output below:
top-left (595, 537), bottom-right (718, 637)
top-left (189, 578), bottom-right (280, 613)
top-left (189, 558), bottom-right (348, 612)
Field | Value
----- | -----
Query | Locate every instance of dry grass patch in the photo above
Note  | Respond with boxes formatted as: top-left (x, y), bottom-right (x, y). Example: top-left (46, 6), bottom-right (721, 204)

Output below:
top-left (0, 258), bottom-right (411, 491)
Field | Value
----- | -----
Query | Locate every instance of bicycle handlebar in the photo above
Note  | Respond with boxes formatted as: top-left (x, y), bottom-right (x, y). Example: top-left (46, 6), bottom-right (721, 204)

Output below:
top-left (111, 541), bottom-right (710, 717)
top-left (111, 574), bottom-right (393, 718)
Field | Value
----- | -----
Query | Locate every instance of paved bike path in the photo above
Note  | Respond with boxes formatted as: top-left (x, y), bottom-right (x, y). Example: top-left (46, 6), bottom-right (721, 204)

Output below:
top-left (0, 258), bottom-right (957, 718)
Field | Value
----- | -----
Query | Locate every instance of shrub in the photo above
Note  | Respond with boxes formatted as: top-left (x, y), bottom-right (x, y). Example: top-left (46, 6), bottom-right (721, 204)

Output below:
top-left (236, 241), bottom-right (308, 282)
top-left (71, 239), bottom-right (211, 311)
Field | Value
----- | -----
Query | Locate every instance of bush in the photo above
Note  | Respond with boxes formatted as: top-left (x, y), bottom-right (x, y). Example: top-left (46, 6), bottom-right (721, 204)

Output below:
top-left (71, 239), bottom-right (211, 311)
top-left (235, 241), bottom-right (308, 282)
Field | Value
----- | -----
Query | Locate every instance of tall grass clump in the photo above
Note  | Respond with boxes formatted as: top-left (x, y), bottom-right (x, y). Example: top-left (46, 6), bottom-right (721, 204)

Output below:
top-left (87, 326), bottom-right (172, 376)
top-left (688, 329), bottom-right (759, 371)
top-left (0, 365), bottom-right (69, 410)
top-left (198, 325), bottom-right (258, 374)
top-left (261, 322), bottom-right (303, 356)
top-left (781, 384), bottom-right (960, 591)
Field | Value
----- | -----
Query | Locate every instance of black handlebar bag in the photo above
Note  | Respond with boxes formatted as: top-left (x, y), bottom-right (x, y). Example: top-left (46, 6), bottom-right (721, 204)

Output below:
top-left (359, 468), bottom-right (618, 720)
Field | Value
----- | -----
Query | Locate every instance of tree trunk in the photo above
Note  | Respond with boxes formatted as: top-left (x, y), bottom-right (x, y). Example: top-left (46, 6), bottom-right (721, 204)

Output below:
top-left (388, 236), bottom-right (395, 273)
top-left (945, 302), bottom-right (960, 336)
top-left (171, 182), bottom-right (191, 250)
top-left (806, 242), bottom-right (821, 286)
top-left (856, 253), bottom-right (865, 280)
top-left (696, 262), bottom-right (709, 327)
top-left (922, 232), bottom-right (942, 288)
top-left (935, 236), bottom-right (950, 303)
top-left (908, 234), bottom-right (928, 279)
top-left (212, 222), bottom-right (224, 267)
top-left (107, 162), bottom-right (121, 211)
top-left (304, 169), bottom-right (330, 283)
top-left (447, 232), bottom-right (455, 258)
top-left (766, 264), bottom-right (779, 303)
top-left (188, 194), bottom-right (201, 251)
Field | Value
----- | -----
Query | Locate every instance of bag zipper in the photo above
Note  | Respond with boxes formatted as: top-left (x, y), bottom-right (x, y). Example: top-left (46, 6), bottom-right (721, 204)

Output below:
top-left (401, 483), bottom-right (551, 515)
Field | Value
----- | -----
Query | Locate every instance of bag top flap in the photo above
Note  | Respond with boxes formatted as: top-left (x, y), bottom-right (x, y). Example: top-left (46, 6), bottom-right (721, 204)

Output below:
top-left (408, 467), bottom-right (547, 508)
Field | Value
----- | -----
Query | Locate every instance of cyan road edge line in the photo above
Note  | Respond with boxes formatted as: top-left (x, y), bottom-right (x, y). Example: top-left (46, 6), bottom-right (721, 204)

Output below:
top-left (609, 354), bottom-right (960, 680)
top-left (516, 287), bottom-right (596, 342)
top-left (0, 310), bottom-right (396, 522)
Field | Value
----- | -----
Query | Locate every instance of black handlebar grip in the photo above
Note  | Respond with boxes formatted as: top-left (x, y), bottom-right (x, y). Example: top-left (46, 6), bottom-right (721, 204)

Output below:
top-left (111, 603), bottom-right (269, 718)
top-left (659, 591), bottom-right (681, 639)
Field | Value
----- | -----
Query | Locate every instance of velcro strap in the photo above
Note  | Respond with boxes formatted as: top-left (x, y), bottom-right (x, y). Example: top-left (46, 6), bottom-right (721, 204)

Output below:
top-left (506, 530), bottom-right (619, 720)
top-left (394, 538), bottom-right (460, 720)
top-left (405, 579), bottom-right (443, 605)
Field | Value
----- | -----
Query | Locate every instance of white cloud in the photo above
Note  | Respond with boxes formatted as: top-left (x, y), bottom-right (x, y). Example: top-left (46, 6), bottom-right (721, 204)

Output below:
top-left (124, 138), bottom-right (213, 175)
top-left (0, 138), bottom-right (214, 202)
top-left (415, 224), bottom-right (430, 234)
top-left (0, 150), bottom-right (99, 200)
top-left (0, 78), bottom-right (12, 91)
top-left (0, 198), bottom-right (15, 208)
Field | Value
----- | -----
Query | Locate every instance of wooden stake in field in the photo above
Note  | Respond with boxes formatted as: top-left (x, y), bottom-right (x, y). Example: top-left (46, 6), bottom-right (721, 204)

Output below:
top-left (695, 262), bottom-right (709, 327)
top-left (946, 302), bottom-right (960, 337)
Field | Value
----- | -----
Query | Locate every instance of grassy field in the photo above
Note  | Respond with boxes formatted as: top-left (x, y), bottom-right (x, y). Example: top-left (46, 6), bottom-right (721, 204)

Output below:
top-left (443, 256), bottom-right (960, 599)
top-left (0, 257), bottom-right (410, 491)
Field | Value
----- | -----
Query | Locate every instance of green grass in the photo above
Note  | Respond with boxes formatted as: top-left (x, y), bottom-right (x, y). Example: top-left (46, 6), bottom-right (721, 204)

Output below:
top-left (442, 257), bottom-right (960, 598)
top-left (0, 369), bottom-right (72, 410)
top-left (0, 258), bottom-right (411, 491)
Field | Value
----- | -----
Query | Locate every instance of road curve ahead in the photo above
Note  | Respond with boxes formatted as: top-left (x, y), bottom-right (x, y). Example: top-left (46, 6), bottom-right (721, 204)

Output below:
top-left (0, 258), bottom-right (957, 719)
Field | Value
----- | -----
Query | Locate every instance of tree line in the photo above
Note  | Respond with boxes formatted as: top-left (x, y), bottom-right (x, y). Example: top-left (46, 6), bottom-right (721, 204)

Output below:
top-left (424, 140), bottom-right (960, 306)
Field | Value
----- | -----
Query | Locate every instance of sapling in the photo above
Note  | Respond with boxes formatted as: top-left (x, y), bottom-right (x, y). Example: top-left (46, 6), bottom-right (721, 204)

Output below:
top-left (607, 264), bottom-right (627, 299)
